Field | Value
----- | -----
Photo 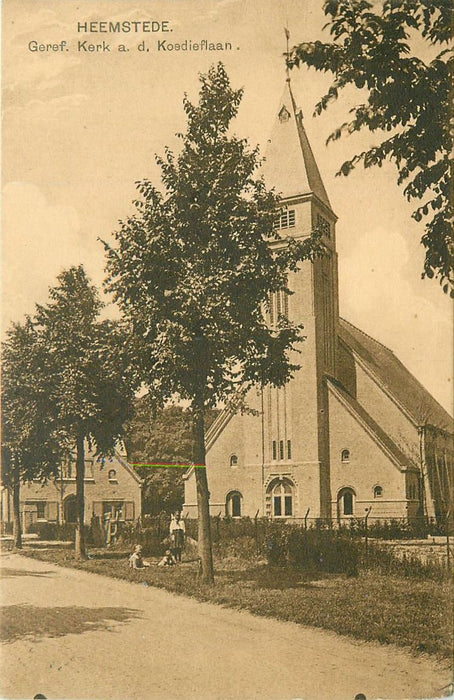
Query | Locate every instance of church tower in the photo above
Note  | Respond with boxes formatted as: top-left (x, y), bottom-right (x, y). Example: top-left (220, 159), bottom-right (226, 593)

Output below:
top-left (184, 76), bottom-right (342, 521)
top-left (260, 77), bottom-right (339, 518)
top-left (183, 76), bottom-right (452, 525)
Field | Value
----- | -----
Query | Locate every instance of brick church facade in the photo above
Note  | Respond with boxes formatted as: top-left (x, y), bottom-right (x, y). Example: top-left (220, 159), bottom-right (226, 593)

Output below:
top-left (183, 79), bottom-right (453, 523)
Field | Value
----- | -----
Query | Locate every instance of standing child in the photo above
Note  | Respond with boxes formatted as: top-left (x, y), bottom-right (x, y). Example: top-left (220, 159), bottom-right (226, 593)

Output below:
top-left (169, 511), bottom-right (185, 562)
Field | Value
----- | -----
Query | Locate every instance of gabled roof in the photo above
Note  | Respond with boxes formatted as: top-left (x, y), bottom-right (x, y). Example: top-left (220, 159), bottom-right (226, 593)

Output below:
top-left (327, 377), bottom-right (413, 470)
top-left (262, 80), bottom-right (331, 209)
top-left (114, 450), bottom-right (142, 484)
top-left (183, 408), bottom-right (233, 480)
top-left (339, 318), bottom-right (453, 433)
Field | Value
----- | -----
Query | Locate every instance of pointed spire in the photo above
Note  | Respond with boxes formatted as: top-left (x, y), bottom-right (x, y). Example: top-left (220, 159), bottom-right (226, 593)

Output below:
top-left (284, 27), bottom-right (291, 83)
top-left (262, 70), bottom-right (332, 209)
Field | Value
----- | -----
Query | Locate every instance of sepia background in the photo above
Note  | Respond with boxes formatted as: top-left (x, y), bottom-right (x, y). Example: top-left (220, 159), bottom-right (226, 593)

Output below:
top-left (2, 0), bottom-right (452, 412)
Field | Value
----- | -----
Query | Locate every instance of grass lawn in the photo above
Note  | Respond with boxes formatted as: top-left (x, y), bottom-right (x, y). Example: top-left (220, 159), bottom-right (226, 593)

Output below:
top-left (22, 546), bottom-right (453, 659)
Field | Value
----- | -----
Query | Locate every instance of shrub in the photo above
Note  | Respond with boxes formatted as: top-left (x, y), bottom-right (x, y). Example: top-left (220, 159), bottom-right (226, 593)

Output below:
top-left (215, 535), bottom-right (258, 560)
top-left (27, 522), bottom-right (78, 541)
top-left (364, 542), bottom-right (449, 581)
top-left (120, 521), bottom-right (169, 557)
top-left (264, 524), bottom-right (360, 576)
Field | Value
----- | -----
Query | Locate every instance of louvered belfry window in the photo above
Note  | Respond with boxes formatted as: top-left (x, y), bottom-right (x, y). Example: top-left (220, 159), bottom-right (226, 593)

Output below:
top-left (268, 280), bottom-right (289, 328)
top-left (274, 208), bottom-right (296, 230)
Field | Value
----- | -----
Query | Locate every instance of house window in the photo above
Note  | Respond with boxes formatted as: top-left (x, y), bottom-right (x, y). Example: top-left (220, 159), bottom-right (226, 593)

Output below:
top-left (102, 501), bottom-right (124, 521)
top-left (272, 441), bottom-right (277, 461)
top-left (316, 213), bottom-right (331, 238)
top-left (108, 469), bottom-right (117, 482)
top-left (341, 449), bottom-right (350, 462)
top-left (36, 502), bottom-right (46, 519)
top-left (268, 478), bottom-right (294, 518)
top-left (226, 491), bottom-right (242, 518)
top-left (287, 440), bottom-right (292, 460)
top-left (338, 488), bottom-right (355, 517)
top-left (229, 454), bottom-right (238, 467)
top-left (274, 208), bottom-right (296, 230)
top-left (373, 485), bottom-right (383, 498)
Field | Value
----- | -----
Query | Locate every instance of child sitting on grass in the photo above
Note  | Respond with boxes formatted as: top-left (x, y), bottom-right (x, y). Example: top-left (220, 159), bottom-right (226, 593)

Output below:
top-left (158, 549), bottom-right (177, 567)
top-left (129, 545), bottom-right (150, 569)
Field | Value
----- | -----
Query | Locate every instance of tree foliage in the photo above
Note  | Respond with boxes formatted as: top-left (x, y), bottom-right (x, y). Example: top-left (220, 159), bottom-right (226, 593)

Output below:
top-left (35, 265), bottom-right (137, 557)
top-left (1, 318), bottom-right (62, 547)
top-left (105, 63), bottom-right (319, 409)
top-left (2, 318), bottom-right (62, 483)
top-left (104, 63), bottom-right (321, 580)
top-left (288, 0), bottom-right (453, 294)
top-left (124, 400), bottom-right (219, 514)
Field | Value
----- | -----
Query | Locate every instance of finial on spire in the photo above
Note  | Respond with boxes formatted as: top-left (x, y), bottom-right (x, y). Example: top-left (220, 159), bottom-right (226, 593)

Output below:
top-left (284, 27), bottom-right (291, 82)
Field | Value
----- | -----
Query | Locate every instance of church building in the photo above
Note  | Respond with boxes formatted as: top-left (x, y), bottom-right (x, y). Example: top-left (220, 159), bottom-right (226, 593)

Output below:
top-left (183, 79), bottom-right (453, 523)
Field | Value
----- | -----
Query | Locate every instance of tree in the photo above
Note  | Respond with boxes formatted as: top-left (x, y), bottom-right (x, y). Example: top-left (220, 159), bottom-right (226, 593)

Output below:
top-left (1, 318), bottom-right (62, 548)
top-left (104, 63), bottom-right (321, 582)
top-left (124, 400), bottom-right (219, 514)
top-left (35, 266), bottom-right (136, 558)
top-left (288, 0), bottom-right (453, 294)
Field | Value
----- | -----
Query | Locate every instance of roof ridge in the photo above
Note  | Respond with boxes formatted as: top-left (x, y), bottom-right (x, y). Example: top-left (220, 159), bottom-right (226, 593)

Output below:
top-left (339, 318), bottom-right (453, 428)
top-left (327, 378), bottom-right (412, 469)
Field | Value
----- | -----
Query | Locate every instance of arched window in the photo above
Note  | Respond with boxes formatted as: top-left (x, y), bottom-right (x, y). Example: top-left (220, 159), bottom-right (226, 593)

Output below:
top-left (229, 454), bottom-right (238, 467)
top-left (268, 478), bottom-right (294, 518)
top-left (226, 491), bottom-right (242, 518)
top-left (341, 449), bottom-right (350, 462)
top-left (108, 469), bottom-right (117, 482)
top-left (373, 485), bottom-right (383, 498)
top-left (338, 488), bottom-right (355, 517)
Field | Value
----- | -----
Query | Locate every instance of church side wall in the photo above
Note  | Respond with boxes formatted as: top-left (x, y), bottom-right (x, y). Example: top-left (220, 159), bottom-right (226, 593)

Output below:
top-left (354, 362), bottom-right (420, 465)
top-left (328, 388), bottom-right (411, 520)
top-left (184, 408), bottom-right (264, 518)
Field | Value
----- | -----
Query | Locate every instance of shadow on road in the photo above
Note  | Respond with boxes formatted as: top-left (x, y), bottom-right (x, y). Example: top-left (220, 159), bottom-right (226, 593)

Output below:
top-left (1, 604), bottom-right (141, 644)
top-left (1, 568), bottom-right (56, 579)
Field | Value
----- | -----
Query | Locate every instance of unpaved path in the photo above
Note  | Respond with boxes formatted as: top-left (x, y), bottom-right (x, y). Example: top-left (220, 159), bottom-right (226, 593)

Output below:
top-left (0, 553), bottom-right (451, 700)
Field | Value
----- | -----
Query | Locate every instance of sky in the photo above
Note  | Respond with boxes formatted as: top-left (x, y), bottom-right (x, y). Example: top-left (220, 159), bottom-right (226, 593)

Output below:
top-left (2, 0), bottom-right (453, 413)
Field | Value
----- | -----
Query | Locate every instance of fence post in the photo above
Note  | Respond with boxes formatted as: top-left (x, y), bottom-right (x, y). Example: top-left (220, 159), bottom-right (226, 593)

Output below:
top-left (254, 510), bottom-right (260, 555)
top-left (304, 508), bottom-right (310, 561)
top-left (446, 509), bottom-right (451, 574)
top-left (364, 507), bottom-right (372, 560)
top-left (216, 512), bottom-right (221, 541)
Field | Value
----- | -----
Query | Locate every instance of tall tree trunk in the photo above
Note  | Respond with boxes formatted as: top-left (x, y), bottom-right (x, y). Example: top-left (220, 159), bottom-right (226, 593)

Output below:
top-left (74, 434), bottom-right (87, 559)
top-left (193, 400), bottom-right (214, 584)
top-left (192, 331), bottom-right (214, 584)
top-left (12, 466), bottom-right (22, 550)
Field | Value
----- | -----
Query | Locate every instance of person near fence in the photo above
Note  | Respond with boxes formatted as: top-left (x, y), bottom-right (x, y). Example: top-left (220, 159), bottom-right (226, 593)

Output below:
top-left (169, 511), bottom-right (185, 562)
top-left (129, 544), bottom-right (150, 569)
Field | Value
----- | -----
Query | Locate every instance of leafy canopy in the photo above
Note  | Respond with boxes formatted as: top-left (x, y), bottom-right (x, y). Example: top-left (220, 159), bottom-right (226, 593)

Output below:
top-left (288, 0), bottom-right (453, 294)
top-left (1, 318), bottom-right (62, 485)
top-left (35, 265), bottom-right (136, 453)
top-left (124, 401), bottom-right (219, 514)
top-left (105, 63), bottom-right (321, 410)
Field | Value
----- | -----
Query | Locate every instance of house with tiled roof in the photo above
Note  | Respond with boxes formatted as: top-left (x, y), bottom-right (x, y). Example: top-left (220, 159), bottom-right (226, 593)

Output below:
top-left (183, 78), bottom-right (453, 523)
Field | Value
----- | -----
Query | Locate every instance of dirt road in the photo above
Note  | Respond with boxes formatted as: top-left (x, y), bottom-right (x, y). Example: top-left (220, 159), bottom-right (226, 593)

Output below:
top-left (0, 553), bottom-right (451, 700)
